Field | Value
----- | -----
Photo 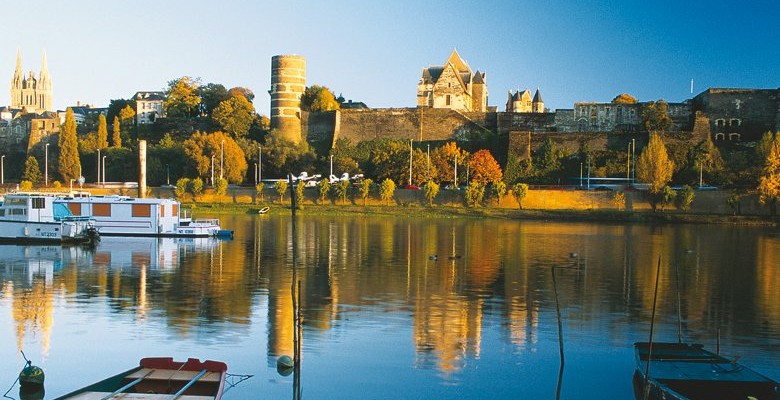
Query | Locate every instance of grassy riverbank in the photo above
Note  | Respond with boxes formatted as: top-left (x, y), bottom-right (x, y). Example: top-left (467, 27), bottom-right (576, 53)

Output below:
top-left (184, 201), bottom-right (778, 226)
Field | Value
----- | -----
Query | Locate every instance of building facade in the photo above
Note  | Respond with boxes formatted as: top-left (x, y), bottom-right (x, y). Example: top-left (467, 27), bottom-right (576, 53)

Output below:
top-left (417, 50), bottom-right (488, 112)
top-left (134, 91), bottom-right (166, 125)
top-left (506, 89), bottom-right (544, 113)
top-left (10, 50), bottom-right (52, 114)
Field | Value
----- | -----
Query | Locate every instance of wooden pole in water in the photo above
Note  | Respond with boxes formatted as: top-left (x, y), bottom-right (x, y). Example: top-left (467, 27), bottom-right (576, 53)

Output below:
top-left (643, 257), bottom-right (663, 400)
top-left (675, 262), bottom-right (683, 343)
top-left (289, 174), bottom-right (300, 367)
top-left (552, 267), bottom-right (564, 400)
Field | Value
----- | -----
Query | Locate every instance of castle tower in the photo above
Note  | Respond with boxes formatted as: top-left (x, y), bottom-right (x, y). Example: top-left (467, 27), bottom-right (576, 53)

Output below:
top-left (532, 89), bottom-right (544, 113)
top-left (270, 55), bottom-right (306, 144)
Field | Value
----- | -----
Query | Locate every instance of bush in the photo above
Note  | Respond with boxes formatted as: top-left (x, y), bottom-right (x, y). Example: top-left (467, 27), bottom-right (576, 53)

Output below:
top-left (465, 182), bottom-right (486, 207)
top-left (675, 185), bottom-right (695, 210)
top-left (512, 183), bottom-right (529, 209)
top-left (613, 191), bottom-right (626, 211)
top-left (189, 177), bottom-right (204, 199)
top-left (318, 179), bottom-right (331, 204)
top-left (175, 178), bottom-right (189, 199)
top-left (275, 180), bottom-right (288, 202)
top-left (380, 178), bottom-right (396, 205)
top-left (255, 184), bottom-right (264, 203)
top-left (19, 180), bottom-right (33, 191)
top-left (214, 177), bottom-right (228, 197)
top-left (424, 181), bottom-right (439, 206)
top-left (295, 182), bottom-right (305, 207)
top-left (358, 179), bottom-right (373, 206)
top-left (333, 180), bottom-right (350, 204)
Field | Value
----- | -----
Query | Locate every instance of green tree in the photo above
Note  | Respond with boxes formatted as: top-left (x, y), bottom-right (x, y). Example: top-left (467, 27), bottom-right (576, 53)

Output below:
top-left (757, 134), bottom-right (780, 214)
top-left (175, 178), bottom-right (189, 199)
top-left (165, 76), bottom-right (201, 118)
top-left (22, 156), bottom-right (42, 184)
top-left (198, 83), bottom-right (229, 118)
top-left (493, 181), bottom-right (507, 203)
top-left (358, 178), bottom-right (373, 206)
top-left (612, 93), bottom-right (638, 104)
top-left (189, 177), bottom-right (204, 200)
top-left (660, 186), bottom-right (676, 211)
top-left (318, 179), bottom-right (331, 203)
top-left (513, 183), bottom-right (529, 209)
top-left (300, 85), bottom-right (340, 112)
top-left (96, 114), bottom-right (108, 149)
top-left (59, 108), bottom-right (81, 181)
top-left (637, 133), bottom-right (675, 194)
top-left (379, 178), bottom-right (396, 205)
top-left (212, 93), bottom-right (256, 137)
top-left (424, 181), bottom-right (440, 206)
top-left (536, 138), bottom-right (565, 178)
top-left (465, 182), bottom-right (486, 208)
top-left (675, 185), bottom-right (695, 210)
top-left (214, 177), bottom-right (228, 197)
top-left (333, 180), bottom-right (350, 204)
top-left (275, 180), bottom-right (288, 203)
top-left (642, 100), bottom-right (672, 132)
top-left (295, 181), bottom-right (305, 206)
top-left (112, 116), bottom-right (122, 148)
top-left (263, 132), bottom-right (317, 178)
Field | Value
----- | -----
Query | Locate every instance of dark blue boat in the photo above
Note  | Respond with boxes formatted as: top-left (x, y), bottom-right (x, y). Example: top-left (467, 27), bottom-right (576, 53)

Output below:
top-left (633, 342), bottom-right (779, 400)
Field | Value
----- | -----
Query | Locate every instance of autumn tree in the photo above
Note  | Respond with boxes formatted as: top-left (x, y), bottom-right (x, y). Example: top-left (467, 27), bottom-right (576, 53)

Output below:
top-left (358, 178), bottom-right (373, 206)
top-left (165, 76), bottom-right (201, 118)
top-left (318, 179), bottom-right (331, 203)
top-left (380, 178), bottom-right (396, 205)
top-left (275, 180), bottom-right (288, 203)
top-left (370, 140), bottom-right (414, 185)
top-left (22, 156), bottom-right (42, 184)
top-left (189, 177), bottom-right (204, 200)
top-left (424, 181), bottom-right (440, 206)
top-left (642, 100), bottom-right (672, 132)
top-left (430, 142), bottom-right (469, 185)
top-left (334, 179), bottom-right (350, 204)
top-left (612, 93), bottom-right (638, 104)
top-left (300, 85), bottom-right (340, 112)
top-left (96, 114), bottom-right (108, 149)
top-left (175, 178), bottom-right (189, 199)
top-left (493, 181), bottom-right (507, 203)
top-left (228, 87), bottom-right (255, 102)
top-left (469, 149), bottom-right (503, 184)
top-left (212, 93), bottom-right (255, 137)
top-left (757, 134), bottom-right (780, 214)
top-left (182, 131), bottom-right (248, 184)
top-left (112, 116), bottom-right (122, 148)
top-left (465, 182), bottom-right (486, 207)
top-left (637, 133), bottom-right (675, 210)
top-left (59, 108), bottom-right (81, 181)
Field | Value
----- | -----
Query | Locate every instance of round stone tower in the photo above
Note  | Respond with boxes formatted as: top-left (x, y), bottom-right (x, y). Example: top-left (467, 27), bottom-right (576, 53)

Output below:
top-left (270, 55), bottom-right (306, 144)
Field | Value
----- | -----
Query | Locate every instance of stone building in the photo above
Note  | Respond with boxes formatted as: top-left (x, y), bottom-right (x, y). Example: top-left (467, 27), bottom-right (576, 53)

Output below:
top-left (134, 91), bottom-right (166, 125)
top-left (417, 50), bottom-right (487, 112)
top-left (692, 88), bottom-right (780, 142)
top-left (506, 88), bottom-right (544, 113)
top-left (10, 50), bottom-right (53, 114)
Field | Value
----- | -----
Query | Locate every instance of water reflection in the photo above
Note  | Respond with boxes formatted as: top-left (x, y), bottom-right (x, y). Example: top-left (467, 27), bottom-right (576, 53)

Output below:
top-left (0, 216), bottom-right (777, 399)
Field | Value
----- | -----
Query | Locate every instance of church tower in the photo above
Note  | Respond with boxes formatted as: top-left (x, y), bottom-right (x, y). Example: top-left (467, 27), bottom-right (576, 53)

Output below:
top-left (10, 50), bottom-right (53, 113)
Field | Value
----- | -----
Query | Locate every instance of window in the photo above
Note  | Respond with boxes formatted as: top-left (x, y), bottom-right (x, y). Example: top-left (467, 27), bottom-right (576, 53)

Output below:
top-left (93, 203), bottom-right (111, 216)
top-left (68, 203), bottom-right (81, 216)
top-left (446, 95), bottom-right (451, 106)
top-left (132, 204), bottom-right (151, 217)
top-left (32, 198), bottom-right (46, 209)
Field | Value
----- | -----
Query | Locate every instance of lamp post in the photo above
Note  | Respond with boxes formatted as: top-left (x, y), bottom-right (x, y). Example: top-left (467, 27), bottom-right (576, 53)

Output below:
top-left (580, 162), bottom-right (583, 188)
top-left (454, 154), bottom-right (458, 188)
top-left (97, 148), bottom-right (101, 185)
top-left (408, 139), bottom-right (413, 187)
top-left (330, 154), bottom-right (334, 178)
top-left (166, 164), bottom-right (170, 186)
top-left (1, 155), bottom-right (4, 186)
top-left (631, 138), bottom-right (636, 185)
top-left (258, 145), bottom-right (262, 185)
top-left (426, 144), bottom-right (430, 181)
top-left (220, 140), bottom-right (225, 180)
top-left (45, 143), bottom-right (49, 187)
top-left (626, 141), bottom-right (631, 182)
top-left (102, 155), bottom-right (107, 187)
top-left (211, 155), bottom-right (215, 186)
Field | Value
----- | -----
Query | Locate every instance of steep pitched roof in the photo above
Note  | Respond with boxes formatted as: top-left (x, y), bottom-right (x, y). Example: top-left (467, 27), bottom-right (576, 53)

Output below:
top-left (533, 88), bottom-right (543, 102)
top-left (446, 49), bottom-right (472, 74)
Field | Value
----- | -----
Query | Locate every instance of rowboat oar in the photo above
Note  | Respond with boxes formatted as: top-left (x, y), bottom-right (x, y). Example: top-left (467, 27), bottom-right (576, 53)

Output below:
top-left (168, 369), bottom-right (207, 400)
top-left (100, 369), bottom-right (155, 400)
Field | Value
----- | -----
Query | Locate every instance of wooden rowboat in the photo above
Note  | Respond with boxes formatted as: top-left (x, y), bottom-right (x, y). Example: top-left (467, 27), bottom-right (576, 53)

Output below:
top-left (633, 342), bottom-right (780, 400)
top-left (54, 357), bottom-right (227, 400)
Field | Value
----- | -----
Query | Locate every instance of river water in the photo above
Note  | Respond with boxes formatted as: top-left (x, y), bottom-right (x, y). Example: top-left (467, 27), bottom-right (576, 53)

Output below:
top-left (0, 214), bottom-right (778, 399)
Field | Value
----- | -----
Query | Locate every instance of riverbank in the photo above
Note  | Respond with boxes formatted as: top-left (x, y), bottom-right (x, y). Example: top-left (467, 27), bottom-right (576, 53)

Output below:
top-left (186, 201), bottom-right (779, 226)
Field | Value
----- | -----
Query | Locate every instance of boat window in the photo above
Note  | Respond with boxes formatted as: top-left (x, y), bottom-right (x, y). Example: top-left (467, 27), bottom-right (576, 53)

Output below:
top-left (4, 197), bottom-right (26, 207)
top-left (160, 205), bottom-right (167, 217)
top-left (132, 204), bottom-right (151, 217)
top-left (173, 204), bottom-right (178, 216)
top-left (31, 198), bottom-right (45, 209)
top-left (67, 203), bottom-right (81, 215)
top-left (53, 203), bottom-right (73, 220)
top-left (0, 210), bottom-right (4, 216)
top-left (11, 209), bottom-right (26, 215)
top-left (93, 203), bottom-right (111, 217)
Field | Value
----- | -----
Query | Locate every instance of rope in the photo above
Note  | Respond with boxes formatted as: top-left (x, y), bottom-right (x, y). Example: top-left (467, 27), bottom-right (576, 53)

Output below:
top-left (3, 351), bottom-right (32, 400)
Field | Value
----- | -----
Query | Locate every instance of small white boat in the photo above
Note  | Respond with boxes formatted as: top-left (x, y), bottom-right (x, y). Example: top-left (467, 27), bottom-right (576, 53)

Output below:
top-left (0, 193), bottom-right (98, 244)
top-left (55, 194), bottom-right (224, 237)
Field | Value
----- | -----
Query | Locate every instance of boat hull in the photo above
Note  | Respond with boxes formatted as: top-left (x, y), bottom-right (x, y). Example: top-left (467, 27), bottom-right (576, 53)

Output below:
top-left (633, 342), bottom-right (780, 400)
top-left (0, 220), bottom-right (95, 244)
top-left (54, 357), bottom-right (227, 400)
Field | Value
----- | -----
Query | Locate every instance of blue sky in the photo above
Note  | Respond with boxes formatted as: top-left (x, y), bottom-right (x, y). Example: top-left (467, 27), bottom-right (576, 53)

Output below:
top-left (4, 0), bottom-right (778, 114)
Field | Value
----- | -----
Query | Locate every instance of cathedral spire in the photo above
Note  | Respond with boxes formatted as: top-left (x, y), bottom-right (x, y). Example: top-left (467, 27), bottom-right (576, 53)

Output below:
top-left (39, 50), bottom-right (50, 86)
top-left (12, 48), bottom-right (22, 86)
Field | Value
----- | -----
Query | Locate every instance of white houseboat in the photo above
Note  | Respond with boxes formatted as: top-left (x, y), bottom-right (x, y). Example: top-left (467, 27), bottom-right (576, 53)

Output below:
top-left (55, 194), bottom-right (224, 237)
top-left (0, 193), bottom-right (98, 244)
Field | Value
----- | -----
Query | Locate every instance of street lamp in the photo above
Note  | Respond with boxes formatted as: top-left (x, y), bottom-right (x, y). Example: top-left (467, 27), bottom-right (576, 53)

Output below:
top-left (454, 154), bottom-right (458, 188)
top-left (258, 145), bottom-right (262, 184)
top-left (626, 141), bottom-right (631, 182)
top-left (102, 155), bottom-right (107, 187)
top-left (330, 154), bottom-right (334, 178)
top-left (408, 139), bottom-right (413, 187)
top-left (220, 140), bottom-right (225, 180)
top-left (1, 155), bottom-right (4, 186)
top-left (631, 139), bottom-right (636, 185)
top-left (45, 143), bottom-right (49, 187)
top-left (166, 164), bottom-right (170, 186)
top-left (97, 148), bottom-right (101, 185)
top-left (426, 144), bottom-right (430, 181)
top-left (211, 155), bottom-right (215, 186)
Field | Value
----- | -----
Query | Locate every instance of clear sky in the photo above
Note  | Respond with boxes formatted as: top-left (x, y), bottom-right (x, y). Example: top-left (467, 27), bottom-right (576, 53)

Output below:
top-left (4, 0), bottom-right (779, 114)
